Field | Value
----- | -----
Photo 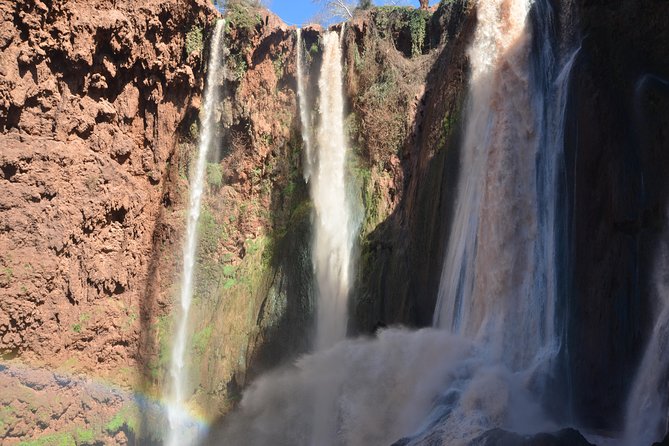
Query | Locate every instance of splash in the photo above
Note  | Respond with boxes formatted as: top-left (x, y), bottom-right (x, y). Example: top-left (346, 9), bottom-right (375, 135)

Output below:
top-left (208, 328), bottom-right (554, 446)
top-left (164, 19), bottom-right (225, 446)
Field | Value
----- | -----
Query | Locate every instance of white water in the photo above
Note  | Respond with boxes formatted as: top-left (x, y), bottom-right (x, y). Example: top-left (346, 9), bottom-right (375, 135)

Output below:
top-left (209, 328), bottom-right (554, 446)
top-left (164, 20), bottom-right (225, 446)
top-left (310, 29), bottom-right (357, 351)
top-left (432, 0), bottom-right (565, 371)
top-left (297, 28), bottom-right (315, 183)
top-left (304, 28), bottom-right (359, 446)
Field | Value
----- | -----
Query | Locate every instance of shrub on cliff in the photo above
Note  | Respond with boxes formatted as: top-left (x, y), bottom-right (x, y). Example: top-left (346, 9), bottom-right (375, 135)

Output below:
top-left (185, 26), bottom-right (204, 55)
top-left (225, 0), bottom-right (263, 34)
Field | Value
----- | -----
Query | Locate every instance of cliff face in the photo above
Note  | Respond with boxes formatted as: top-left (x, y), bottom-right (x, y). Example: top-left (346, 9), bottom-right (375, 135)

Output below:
top-left (3, 0), bottom-right (669, 443)
top-left (0, 0), bottom-right (215, 442)
top-left (345, 2), bottom-right (475, 332)
top-left (565, 0), bottom-right (669, 429)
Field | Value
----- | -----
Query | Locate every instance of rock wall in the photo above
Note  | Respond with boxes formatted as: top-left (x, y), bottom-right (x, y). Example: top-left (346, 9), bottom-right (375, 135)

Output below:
top-left (4, 0), bottom-right (669, 442)
top-left (0, 0), bottom-right (216, 442)
top-left (345, 2), bottom-right (475, 333)
top-left (565, 0), bottom-right (669, 430)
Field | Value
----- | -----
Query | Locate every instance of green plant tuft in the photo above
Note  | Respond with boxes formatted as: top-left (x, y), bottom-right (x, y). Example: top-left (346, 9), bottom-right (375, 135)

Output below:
top-left (207, 163), bottom-right (223, 189)
top-left (185, 26), bottom-right (204, 55)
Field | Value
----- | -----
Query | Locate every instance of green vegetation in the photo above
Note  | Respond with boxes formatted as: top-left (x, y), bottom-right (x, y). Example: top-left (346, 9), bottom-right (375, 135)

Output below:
top-left (185, 26), bottom-right (204, 55)
top-left (226, 0), bottom-right (262, 35)
top-left (358, 0), bottom-right (372, 9)
top-left (15, 423), bottom-right (100, 446)
top-left (71, 313), bottom-right (90, 334)
top-left (192, 325), bottom-right (213, 355)
top-left (105, 406), bottom-right (137, 436)
top-left (373, 6), bottom-right (431, 57)
top-left (189, 121), bottom-right (199, 140)
top-left (197, 206), bottom-right (222, 257)
top-left (147, 314), bottom-right (172, 380)
top-left (74, 428), bottom-right (95, 445)
top-left (309, 41), bottom-right (320, 56)
top-left (273, 53), bottom-right (286, 79)
top-left (207, 162), bottom-right (223, 189)
top-left (229, 52), bottom-right (248, 82)
top-left (19, 432), bottom-right (76, 446)
top-left (1, 267), bottom-right (12, 282)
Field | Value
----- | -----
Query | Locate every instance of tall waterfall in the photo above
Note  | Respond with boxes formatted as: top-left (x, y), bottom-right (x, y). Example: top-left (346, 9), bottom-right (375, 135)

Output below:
top-left (296, 28), bottom-right (315, 183)
top-left (309, 30), bottom-right (356, 351)
top-left (433, 0), bottom-right (577, 373)
top-left (165, 19), bottom-right (225, 446)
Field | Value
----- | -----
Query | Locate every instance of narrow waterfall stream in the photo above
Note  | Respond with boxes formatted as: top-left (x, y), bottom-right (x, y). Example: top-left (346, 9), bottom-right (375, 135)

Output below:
top-left (165, 20), bottom-right (225, 446)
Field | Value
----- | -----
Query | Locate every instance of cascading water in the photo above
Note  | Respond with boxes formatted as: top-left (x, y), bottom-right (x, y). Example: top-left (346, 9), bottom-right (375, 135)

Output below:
top-left (302, 27), bottom-right (359, 445)
top-left (433, 0), bottom-right (539, 367)
top-left (297, 28), bottom-right (315, 183)
top-left (309, 29), bottom-right (357, 351)
top-left (433, 0), bottom-right (578, 375)
top-left (164, 19), bottom-right (225, 446)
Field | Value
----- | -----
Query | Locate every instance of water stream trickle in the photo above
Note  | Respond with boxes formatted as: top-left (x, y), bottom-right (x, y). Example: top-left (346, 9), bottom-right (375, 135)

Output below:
top-left (164, 19), bottom-right (225, 446)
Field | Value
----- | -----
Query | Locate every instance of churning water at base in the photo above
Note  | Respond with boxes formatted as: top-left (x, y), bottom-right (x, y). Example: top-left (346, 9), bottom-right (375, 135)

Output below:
top-left (208, 328), bottom-right (554, 446)
top-left (164, 20), bottom-right (225, 446)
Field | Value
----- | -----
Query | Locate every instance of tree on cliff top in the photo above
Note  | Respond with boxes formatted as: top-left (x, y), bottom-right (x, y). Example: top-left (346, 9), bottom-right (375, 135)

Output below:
top-left (313, 0), bottom-right (418, 21)
top-left (313, 0), bottom-right (356, 19)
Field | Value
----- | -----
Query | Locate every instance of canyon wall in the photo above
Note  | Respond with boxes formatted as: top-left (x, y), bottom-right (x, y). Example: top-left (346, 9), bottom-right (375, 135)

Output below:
top-left (565, 0), bottom-right (669, 429)
top-left (0, 0), bottom-right (216, 442)
top-left (2, 0), bottom-right (669, 443)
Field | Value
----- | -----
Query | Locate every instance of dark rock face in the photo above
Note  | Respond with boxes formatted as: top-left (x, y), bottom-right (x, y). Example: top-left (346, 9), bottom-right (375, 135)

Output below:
top-left (468, 428), bottom-right (595, 446)
top-left (653, 432), bottom-right (669, 446)
top-left (564, 0), bottom-right (669, 430)
top-left (391, 428), bottom-right (595, 446)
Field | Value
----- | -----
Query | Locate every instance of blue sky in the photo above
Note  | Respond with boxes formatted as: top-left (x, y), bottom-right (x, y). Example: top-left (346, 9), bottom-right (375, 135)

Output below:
top-left (267, 1), bottom-right (438, 27)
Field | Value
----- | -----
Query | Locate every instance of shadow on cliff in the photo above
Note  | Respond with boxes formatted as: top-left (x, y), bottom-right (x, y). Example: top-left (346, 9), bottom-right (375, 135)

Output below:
top-left (564, 0), bottom-right (669, 429)
top-left (347, 1), bottom-right (475, 334)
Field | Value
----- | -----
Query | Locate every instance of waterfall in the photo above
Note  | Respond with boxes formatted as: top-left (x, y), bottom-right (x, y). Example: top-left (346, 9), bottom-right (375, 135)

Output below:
top-left (164, 19), bottom-right (225, 446)
top-left (208, 3), bottom-right (589, 444)
top-left (310, 29), bottom-right (356, 351)
top-left (296, 27), bottom-right (359, 445)
top-left (432, 0), bottom-right (578, 375)
top-left (624, 298), bottom-right (669, 445)
top-left (297, 28), bottom-right (315, 183)
top-left (433, 0), bottom-right (543, 368)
